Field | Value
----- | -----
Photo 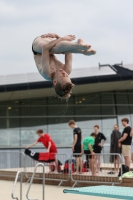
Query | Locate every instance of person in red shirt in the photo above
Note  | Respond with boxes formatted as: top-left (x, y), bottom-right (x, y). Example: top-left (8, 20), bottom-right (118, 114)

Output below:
top-left (26, 129), bottom-right (58, 173)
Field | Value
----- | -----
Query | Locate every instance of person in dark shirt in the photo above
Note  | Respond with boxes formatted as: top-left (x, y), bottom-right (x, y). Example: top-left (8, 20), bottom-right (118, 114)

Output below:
top-left (118, 118), bottom-right (132, 168)
top-left (68, 120), bottom-right (82, 174)
top-left (93, 125), bottom-right (106, 173)
top-left (110, 124), bottom-right (121, 172)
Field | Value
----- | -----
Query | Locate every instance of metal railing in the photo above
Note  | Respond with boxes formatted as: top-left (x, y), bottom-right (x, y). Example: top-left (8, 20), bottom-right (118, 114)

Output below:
top-left (70, 153), bottom-right (122, 187)
top-left (0, 151), bottom-right (25, 177)
top-left (11, 171), bottom-right (23, 200)
top-left (26, 163), bottom-right (45, 200)
top-left (24, 153), bottom-right (70, 187)
top-left (0, 151), bottom-right (124, 199)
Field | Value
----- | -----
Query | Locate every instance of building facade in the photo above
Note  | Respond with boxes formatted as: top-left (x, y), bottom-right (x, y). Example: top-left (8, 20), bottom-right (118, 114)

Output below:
top-left (0, 64), bottom-right (133, 161)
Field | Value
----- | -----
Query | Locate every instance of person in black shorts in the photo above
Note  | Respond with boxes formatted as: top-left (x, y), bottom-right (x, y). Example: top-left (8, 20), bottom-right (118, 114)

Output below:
top-left (93, 125), bottom-right (106, 173)
top-left (83, 132), bottom-right (97, 176)
top-left (68, 120), bottom-right (82, 174)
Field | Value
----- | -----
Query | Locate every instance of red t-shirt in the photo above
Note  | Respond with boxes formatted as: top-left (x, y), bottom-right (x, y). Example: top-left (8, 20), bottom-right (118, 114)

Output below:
top-left (37, 134), bottom-right (57, 153)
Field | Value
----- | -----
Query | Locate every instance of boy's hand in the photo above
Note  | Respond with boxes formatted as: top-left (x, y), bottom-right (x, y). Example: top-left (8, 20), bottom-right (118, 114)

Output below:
top-left (98, 143), bottom-right (102, 147)
top-left (25, 146), bottom-right (29, 149)
top-left (63, 35), bottom-right (76, 41)
top-left (41, 33), bottom-right (60, 39)
top-left (91, 152), bottom-right (95, 155)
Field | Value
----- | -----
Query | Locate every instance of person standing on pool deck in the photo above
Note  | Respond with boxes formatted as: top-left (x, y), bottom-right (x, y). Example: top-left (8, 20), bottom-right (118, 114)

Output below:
top-left (118, 118), bottom-right (132, 168)
top-left (110, 124), bottom-right (121, 172)
top-left (32, 33), bottom-right (96, 99)
top-left (93, 125), bottom-right (106, 173)
top-left (68, 120), bottom-right (83, 174)
top-left (131, 127), bottom-right (133, 162)
top-left (83, 132), bottom-right (97, 176)
top-left (26, 129), bottom-right (58, 173)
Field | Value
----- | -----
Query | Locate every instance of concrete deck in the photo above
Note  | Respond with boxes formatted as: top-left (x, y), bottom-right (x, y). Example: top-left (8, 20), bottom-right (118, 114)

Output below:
top-left (0, 180), bottom-right (116, 200)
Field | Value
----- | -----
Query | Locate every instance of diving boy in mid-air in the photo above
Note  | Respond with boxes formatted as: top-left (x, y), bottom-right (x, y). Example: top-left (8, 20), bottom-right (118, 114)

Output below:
top-left (32, 33), bottom-right (96, 98)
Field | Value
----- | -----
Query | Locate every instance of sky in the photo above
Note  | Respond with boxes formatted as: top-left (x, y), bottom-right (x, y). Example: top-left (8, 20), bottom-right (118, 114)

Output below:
top-left (0, 0), bottom-right (133, 75)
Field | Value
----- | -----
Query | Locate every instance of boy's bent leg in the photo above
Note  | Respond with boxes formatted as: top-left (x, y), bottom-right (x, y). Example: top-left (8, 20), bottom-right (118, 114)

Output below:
top-left (49, 40), bottom-right (90, 54)
top-left (59, 39), bottom-right (96, 55)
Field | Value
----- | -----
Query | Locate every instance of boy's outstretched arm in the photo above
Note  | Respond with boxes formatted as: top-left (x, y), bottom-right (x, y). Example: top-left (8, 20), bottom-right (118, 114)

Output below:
top-left (26, 141), bottom-right (38, 149)
top-left (41, 33), bottom-right (60, 39)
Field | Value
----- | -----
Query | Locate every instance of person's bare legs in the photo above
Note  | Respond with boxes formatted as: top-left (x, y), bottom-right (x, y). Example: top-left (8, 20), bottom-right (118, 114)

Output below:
top-left (114, 159), bottom-right (116, 171)
top-left (95, 155), bottom-right (100, 172)
top-left (48, 165), bottom-right (52, 173)
top-left (49, 39), bottom-right (91, 54)
top-left (131, 153), bottom-right (133, 162)
top-left (52, 155), bottom-right (58, 173)
top-left (124, 156), bottom-right (130, 168)
top-left (89, 158), bottom-right (96, 176)
top-left (117, 156), bottom-right (120, 172)
top-left (79, 157), bottom-right (83, 174)
top-left (77, 39), bottom-right (96, 56)
top-left (73, 157), bottom-right (80, 174)
top-left (59, 39), bottom-right (96, 55)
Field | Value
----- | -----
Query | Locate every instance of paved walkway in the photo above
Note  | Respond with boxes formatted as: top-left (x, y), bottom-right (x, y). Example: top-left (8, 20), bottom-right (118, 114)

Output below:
top-left (0, 180), bottom-right (116, 200)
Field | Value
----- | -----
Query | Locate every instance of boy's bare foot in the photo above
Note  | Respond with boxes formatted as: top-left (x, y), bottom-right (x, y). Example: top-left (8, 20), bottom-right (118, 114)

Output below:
top-left (76, 38), bottom-right (91, 51)
top-left (51, 170), bottom-right (58, 174)
top-left (92, 173), bottom-right (96, 176)
top-left (73, 172), bottom-right (79, 175)
top-left (47, 171), bottom-right (52, 174)
top-left (83, 49), bottom-right (96, 56)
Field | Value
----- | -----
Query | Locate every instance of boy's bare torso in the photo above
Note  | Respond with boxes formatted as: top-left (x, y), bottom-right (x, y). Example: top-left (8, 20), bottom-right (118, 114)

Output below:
top-left (32, 37), bottom-right (65, 81)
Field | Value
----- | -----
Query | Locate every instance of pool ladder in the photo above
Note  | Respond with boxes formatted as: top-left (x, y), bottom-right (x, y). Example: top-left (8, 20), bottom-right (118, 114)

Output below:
top-left (11, 163), bottom-right (45, 200)
top-left (11, 171), bottom-right (23, 200)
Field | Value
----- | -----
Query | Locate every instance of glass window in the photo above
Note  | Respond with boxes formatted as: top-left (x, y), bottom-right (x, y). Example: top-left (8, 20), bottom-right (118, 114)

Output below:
top-left (102, 118), bottom-right (117, 129)
top-left (21, 106), bottom-right (47, 116)
top-left (7, 106), bottom-right (20, 116)
top-left (48, 128), bottom-right (72, 146)
top-left (21, 117), bottom-right (47, 127)
top-left (130, 114), bottom-right (133, 127)
top-left (0, 128), bottom-right (20, 146)
top-left (75, 117), bottom-right (102, 129)
top-left (48, 97), bottom-right (74, 117)
top-left (116, 92), bottom-right (130, 115)
top-left (101, 93), bottom-right (116, 115)
top-left (0, 106), bottom-right (6, 116)
top-left (21, 129), bottom-right (38, 146)
top-left (0, 118), bottom-right (6, 129)
top-left (75, 93), bottom-right (101, 116)
top-left (128, 92), bottom-right (133, 126)
top-left (48, 117), bottom-right (72, 146)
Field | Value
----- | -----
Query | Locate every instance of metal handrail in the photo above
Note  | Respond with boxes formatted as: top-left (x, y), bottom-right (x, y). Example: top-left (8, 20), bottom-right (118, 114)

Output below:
top-left (24, 153), bottom-right (70, 187)
top-left (26, 163), bottom-right (45, 200)
top-left (11, 171), bottom-right (23, 200)
top-left (70, 153), bottom-right (123, 187)
top-left (0, 151), bottom-right (25, 179)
